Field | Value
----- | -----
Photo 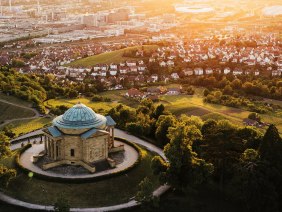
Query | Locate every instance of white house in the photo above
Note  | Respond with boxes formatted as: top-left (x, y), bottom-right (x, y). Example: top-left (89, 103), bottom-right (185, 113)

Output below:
top-left (224, 67), bottom-right (231, 74)
top-left (171, 73), bottom-right (180, 80)
top-left (194, 68), bottom-right (204, 75)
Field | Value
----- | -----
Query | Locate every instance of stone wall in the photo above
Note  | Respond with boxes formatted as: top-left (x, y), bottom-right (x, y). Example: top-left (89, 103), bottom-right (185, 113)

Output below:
top-left (84, 134), bottom-right (108, 163)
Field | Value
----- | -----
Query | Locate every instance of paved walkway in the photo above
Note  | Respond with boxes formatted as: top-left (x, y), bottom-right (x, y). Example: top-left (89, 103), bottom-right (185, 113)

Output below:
top-left (19, 141), bottom-right (139, 179)
top-left (0, 129), bottom-right (170, 211)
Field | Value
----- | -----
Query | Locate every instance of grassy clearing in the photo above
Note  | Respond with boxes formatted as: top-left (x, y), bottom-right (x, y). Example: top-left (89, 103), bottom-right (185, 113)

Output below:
top-left (0, 147), bottom-right (159, 208)
top-left (6, 117), bottom-right (52, 137)
top-left (0, 93), bottom-right (32, 107)
top-left (158, 94), bottom-right (282, 129)
top-left (0, 102), bottom-right (35, 123)
top-left (45, 98), bottom-right (121, 115)
top-left (99, 90), bottom-right (140, 108)
top-left (159, 95), bottom-right (248, 125)
top-left (67, 45), bottom-right (158, 67)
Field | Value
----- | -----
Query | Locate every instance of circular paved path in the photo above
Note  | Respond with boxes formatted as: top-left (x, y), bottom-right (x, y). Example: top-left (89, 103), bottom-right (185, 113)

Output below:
top-left (0, 129), bottom-right (170, 211)
top-left (20, 140), bottom-right (139, 179)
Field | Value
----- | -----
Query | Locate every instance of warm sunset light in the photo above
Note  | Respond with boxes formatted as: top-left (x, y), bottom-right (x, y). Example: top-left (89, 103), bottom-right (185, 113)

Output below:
top-left (0, 0), bottom-right (281, 212)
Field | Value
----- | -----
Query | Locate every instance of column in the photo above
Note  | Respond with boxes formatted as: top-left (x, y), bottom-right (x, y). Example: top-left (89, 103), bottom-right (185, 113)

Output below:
top-left (51, 140), bottom-right (54, 159)
top-left (54, 141), bottom-right (56, 160)
top-left (112, 127), bottom-right (114, 148)
top-left (44, 136), bottom-right (47, 153)
top-left (48, 138), bottom-right (51, 157)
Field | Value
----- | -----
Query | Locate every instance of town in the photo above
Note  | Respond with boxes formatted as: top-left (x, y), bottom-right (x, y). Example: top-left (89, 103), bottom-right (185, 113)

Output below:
top-left (0, 1), bottom-right (282, 212)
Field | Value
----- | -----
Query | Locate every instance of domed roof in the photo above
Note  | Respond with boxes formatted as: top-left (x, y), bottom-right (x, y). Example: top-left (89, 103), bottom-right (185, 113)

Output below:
top-left (53, 103), bottom-right (107, 129)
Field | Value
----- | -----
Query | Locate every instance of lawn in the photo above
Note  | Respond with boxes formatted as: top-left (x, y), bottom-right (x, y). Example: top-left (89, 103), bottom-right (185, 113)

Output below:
top-left (99, 90), bottom-right (140, 108)
top-left (5, 117), bottom-right (52, 137)
top-left (0, 93), bottom-right (32, 107)
top-left (67, 45), bottom-right (158, 67)
top-left (45, 98), bottom-right (121, 114)
top-left (0, 146), bottom-right (159, 208)
top-left (159, 95), bottom-right (249, 126)
top-left (0, 102), bottom-right (35, 124)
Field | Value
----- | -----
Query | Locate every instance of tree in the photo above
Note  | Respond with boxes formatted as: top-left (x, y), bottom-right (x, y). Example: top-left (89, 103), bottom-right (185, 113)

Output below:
top-left (259, 125), bottom-right (282, 167)
top-left (68, 90), bottom-right (78, 98)
top-left (0, 165), bottom-right (16, 187)
top-left (2, 125), bottom-right (16, 138)
top-left (153, 104), bottom-right (165, 119)
top-left (53, 194), bottom-right (70, 212)
top-left (258, 124), bottom-right (282, 209)
top-left (126, 122), bottom-right (144, 136)
top-left (153, 125), bottom-right (213, 191)
top-left (231, 79), bottom-right (242, 89)
top-left (248, 112), bottom-right (261, 122)
top-left (231, 149), bottom-right (279, 212)
top-left (155, 115), bottom-right (176, 146)
top-left (0, 133), bottom-right (11, 159)
top-left (200, 120), bottom-right (244, 186)
top-left (0, 133), bottom-right (16, 187)
top-left (201, 119), bottom-right (217, 138)
top-left (135, 177), bottom-right (159, 211)
top-left (237, 126), bottom-right (262, 149)
top-left (223, 85), bottom-right (233, 95)
top-left (179, 115), bottom-right (203, 130)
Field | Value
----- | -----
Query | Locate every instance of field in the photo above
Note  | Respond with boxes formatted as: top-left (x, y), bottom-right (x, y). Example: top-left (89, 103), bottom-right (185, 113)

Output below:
top-left (159, 95), bottom-right (249, 126)
top-left (43, 84), bottom-right (282, 134)
top-left (67, 45), bottom-right (158, 67)
top-left (5, 117), bottom-right (52, 137)
top-left (0, 146), bottom-right (159, 208)
top-left (0, 102), bottom-right (35, 124)
top-left (0, 93), bottom-right (32, 107)
top-left (45, 98), bottom-right (122, 114)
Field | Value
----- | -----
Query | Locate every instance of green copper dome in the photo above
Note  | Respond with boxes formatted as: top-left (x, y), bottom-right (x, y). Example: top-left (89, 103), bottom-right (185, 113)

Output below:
top-left (53, 103), bottom-right (107, 129)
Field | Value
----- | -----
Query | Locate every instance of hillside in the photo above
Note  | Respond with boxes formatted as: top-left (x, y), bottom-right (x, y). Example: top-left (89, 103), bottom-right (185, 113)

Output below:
top-left (67, 45), bottom-right (158, 67)
top-left (0, 102), bottom-right (35, 124)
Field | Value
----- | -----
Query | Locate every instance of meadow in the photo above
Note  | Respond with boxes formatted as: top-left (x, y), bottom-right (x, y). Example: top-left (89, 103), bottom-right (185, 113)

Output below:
top-left (5, 117), bottom-right (52, 137)
top-left (0, 102), bottom-right (35, 124)
top-left (67, 45), bottom-right (158, 67)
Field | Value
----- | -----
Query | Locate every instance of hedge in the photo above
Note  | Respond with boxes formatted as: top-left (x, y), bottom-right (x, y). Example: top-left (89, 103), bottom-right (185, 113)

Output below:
top-left (14, 137), bottom-right (142, 183)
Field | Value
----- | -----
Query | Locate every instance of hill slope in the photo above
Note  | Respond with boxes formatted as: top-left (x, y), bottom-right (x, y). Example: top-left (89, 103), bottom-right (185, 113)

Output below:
top-left (67, 45), bottom-right (158, 67)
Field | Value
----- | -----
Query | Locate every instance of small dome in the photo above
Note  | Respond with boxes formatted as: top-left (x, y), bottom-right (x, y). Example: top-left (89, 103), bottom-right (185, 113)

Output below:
top-left (53, 103), bottom-right (106, 130)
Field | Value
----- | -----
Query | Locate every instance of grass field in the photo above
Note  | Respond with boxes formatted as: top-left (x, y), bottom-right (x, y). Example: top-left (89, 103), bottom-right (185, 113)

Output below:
top-left (0, 102), bottom-right (35, 124)
top-left (4, 117), bottom-right (52, 137)
top-left (67, 45), bottom-right (158, 67)
top-left (159, 95), bottom-right (248, 125)
top-left (0, 146), bottom-right (159, 208)
top-left (0, 93), bottom-right (32, 107)
top-left (45, 98), bottom-right (121, 114)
